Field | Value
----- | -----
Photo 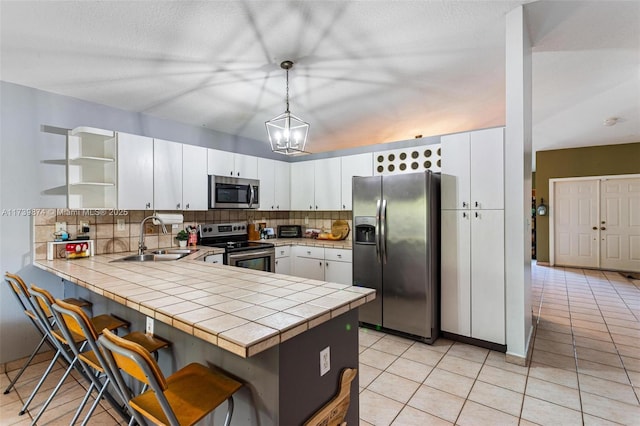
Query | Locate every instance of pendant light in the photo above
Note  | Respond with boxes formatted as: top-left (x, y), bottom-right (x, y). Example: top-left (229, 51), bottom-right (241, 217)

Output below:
top-left (265, 60), bottom-right (310, 155)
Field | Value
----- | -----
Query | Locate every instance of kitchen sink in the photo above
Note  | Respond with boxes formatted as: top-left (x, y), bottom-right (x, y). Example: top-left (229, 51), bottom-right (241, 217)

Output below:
top-left (152, 248), bottom-right (198, 255)
top-left (112, 253), bottom-right (188, 262)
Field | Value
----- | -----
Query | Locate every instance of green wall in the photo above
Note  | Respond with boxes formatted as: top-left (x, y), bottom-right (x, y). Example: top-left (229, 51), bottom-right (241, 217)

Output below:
top-left (535, 142), bottom-right (640, 262)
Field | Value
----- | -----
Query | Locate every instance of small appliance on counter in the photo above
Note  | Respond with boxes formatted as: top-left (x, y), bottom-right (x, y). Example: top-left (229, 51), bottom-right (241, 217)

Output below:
top-left (277, 225), bottom-right (303, 238)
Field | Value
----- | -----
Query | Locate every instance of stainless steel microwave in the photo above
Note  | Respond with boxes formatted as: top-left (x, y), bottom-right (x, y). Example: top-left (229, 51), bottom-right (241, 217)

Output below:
top-left (209, 176), bottom-right (260, 209)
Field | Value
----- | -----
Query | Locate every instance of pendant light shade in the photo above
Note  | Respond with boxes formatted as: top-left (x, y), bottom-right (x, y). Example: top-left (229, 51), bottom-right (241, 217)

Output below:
top-left (266, 61), bottom-right (310, 155)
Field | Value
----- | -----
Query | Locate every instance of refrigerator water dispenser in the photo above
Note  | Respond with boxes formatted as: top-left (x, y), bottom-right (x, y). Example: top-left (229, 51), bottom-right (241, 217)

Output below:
top-left (354, 217), bottom-right (376, 244)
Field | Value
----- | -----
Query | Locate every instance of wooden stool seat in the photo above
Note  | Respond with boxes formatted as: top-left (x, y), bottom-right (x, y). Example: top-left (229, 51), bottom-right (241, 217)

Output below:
top-left (304, 368), bottom-right (358, 426)
top-left (130, 362), bottom-right (242, 426)
top-left (99, 328), bottom-right (242, 426)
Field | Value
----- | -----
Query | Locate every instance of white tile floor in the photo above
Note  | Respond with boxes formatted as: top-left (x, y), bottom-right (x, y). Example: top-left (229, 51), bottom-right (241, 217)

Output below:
top-left (1, 263), bottom-right (639, 425)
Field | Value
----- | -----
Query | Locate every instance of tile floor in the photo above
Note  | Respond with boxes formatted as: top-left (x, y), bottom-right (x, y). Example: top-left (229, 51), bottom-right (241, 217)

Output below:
top-left (1, 263), bottom-right (639, 425)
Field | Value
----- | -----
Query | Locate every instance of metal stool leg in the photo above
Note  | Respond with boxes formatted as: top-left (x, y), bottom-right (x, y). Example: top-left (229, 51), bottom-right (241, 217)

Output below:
top-left (223, 396), bottom-right (234, 426)
top-left (4, 333), bottom-right (52, 395)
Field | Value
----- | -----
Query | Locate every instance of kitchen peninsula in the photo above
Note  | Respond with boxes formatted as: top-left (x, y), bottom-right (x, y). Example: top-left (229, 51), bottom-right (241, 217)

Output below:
top-left (34, 249), bottom-right (374, 425)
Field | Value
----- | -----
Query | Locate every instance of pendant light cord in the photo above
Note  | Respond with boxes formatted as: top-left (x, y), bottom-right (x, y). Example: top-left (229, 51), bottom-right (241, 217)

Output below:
top-left (285, 67), bottom-right (290, 113)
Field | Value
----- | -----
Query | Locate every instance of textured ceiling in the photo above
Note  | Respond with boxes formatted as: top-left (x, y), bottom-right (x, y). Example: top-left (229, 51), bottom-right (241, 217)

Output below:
top-left (1, 1), bottom-right (638, 165)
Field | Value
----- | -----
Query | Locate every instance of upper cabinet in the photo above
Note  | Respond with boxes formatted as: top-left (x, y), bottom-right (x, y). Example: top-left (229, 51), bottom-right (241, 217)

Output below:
top-left (340, 153), bottom-right (373, 210)
top-left (290, 162), bottom-right (315, 210)
top-left (67, 127), bottom-right (117, 209)
top-left (182, 144), bottom-right (208, 210)
top-left (117, 132), bottom-right (154, 211)
top-left (207, 149), bottom-right (258, 179)
top-left (314, 158), bottom-right (341, 210)
top-left (154, 139), bottom-right (183, 210)
top-left (257, 158), bottom-right (291, 211)
top-left (274, 160), bottom-right (290, 210)
top-left (441, 128), bottom-right (504, 210)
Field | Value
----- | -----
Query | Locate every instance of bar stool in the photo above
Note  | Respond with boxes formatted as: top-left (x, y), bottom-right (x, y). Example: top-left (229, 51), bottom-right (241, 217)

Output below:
top-left (304, 368), bottom-right (357, 426)
top-left (98, 328), bottom-right (243, 426)
top-left (22, 284), bottom-right (128, 421)
top-left (2, 272), bottom-right (92, 396)
top-left (51, 299), bottom-right (170, 425)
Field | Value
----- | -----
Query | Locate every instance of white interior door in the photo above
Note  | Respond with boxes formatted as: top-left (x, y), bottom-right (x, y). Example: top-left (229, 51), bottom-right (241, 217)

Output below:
top-left (554, 180), bottom-right (599, 268)
top-left (600, 178), bottom-right (640, 272)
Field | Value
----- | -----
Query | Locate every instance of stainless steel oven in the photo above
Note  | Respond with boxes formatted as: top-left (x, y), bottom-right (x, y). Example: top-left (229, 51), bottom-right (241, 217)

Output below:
top-left (227, 248), bottom-right (275, 272)
top-left (199, 222), bottom-right (275, 273)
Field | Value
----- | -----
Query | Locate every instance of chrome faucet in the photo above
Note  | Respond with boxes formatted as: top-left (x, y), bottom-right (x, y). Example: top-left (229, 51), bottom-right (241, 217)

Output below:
top-left (139, 215), bottom-right (168, 255)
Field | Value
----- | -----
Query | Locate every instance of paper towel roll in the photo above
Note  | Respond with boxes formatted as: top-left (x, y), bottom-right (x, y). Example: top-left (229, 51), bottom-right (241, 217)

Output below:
top-left (152, 213), bottom-right (184, 225)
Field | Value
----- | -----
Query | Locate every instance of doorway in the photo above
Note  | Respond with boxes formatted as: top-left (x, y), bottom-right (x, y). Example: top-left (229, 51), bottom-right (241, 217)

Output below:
top-left (550, 175), bottom-right (640, 272)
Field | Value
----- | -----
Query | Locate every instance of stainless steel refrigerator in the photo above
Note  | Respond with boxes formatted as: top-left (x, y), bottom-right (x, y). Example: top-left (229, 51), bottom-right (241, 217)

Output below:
top-left (352, 171), bottom-right (440, 343)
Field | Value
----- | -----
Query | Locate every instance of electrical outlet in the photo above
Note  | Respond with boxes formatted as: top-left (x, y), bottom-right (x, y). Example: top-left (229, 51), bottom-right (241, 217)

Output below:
top-left (146, 316), bottom-right (154, 335)
top-left (320, 346), bottom-right (330, 376)
top-left (172, 224), bottom-right (178, 229)
top-left (116, 219), bottom-right (126, 232)
top-left (80, 222), bottom-right (90, 233)
top-left (304, 216), bottom-right (309, 225)
top-left (55, 222), bottom-right (67, 232)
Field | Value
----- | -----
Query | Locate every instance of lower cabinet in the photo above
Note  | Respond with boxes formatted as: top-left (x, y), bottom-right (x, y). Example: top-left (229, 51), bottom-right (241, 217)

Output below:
top-left (441, 209), bottom-right (505, 345)
top-left (275, 246), bottom-right (291, 275)
top-left (324, 248), bottom-right (353, 285)
top-left (293, 246), bottom-right (325, 280)
top-left (291, 246), bottom-right (352, 284)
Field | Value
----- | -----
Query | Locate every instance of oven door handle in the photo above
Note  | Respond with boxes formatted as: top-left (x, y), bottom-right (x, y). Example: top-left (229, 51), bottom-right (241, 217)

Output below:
top-left (227, 249), bottom-right (274, 260)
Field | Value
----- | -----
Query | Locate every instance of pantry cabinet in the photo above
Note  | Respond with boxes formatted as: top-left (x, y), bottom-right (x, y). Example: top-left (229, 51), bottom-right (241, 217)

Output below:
top-left (117, 132), bottom-right (154, 210)
top-left (440, 127), bottom-right (505, 346)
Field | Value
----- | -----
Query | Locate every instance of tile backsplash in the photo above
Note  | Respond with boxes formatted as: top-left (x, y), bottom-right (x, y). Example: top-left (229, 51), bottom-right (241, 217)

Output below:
top-left (33, 209), bottom-right (352, 259)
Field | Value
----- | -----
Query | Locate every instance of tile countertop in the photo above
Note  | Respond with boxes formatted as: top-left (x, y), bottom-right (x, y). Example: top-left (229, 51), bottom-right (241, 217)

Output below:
top-left (33, 246), bottom-right (373, 359)
top-left (255, 238), bottom-right (353, 249)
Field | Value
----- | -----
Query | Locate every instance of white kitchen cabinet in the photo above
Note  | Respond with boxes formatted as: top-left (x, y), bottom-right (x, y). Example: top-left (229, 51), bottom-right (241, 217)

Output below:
top-left (274, 160), bottom-right (290, 210)
top-left (340, 153), bottom-right (373, 210)
top-left (290, 162), bottom-right (315, 210)
top-left (67, 127), bottom-right (117, 209)
top-left (257, 158), bottom-right (276, 210)
top-left (275, 246), bottom-right (291, 275)
top-left (441, 210), bottom-right (472, 337)
top-left (182, 144), bottom-right (208, 210)
top-left (314, 158), bottom-right (342, 210)
top-left (324, 248), bottom-right (353, 285)
top-left (441, 132), bottom-right (470, 210)
top-left (440, 127), bottom-right (505, 346)
top-left (207, 149), bottom-right (258, 179)
top-left (258, 158), bottom-right (290, 211)
top-left (470, 128), bottom-right (504, 210)
top-left (441, 128), bottom-right (503, 210)
top-left (154, 139), bottom-right (183, 210)
top-left (117, 132), bottom-right (154, 210)
top-left (293, 246), bottom-right (325, 280)
top-left (470, 209), bottom-right (505, 344)
top-left (441, 209), bottom-right (505, 344)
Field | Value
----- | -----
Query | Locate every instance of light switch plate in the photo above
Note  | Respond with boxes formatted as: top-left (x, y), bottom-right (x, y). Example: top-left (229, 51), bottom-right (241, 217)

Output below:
top-left (55, 222), bottom-right (67, 232)
top-left (116, 219), bottom-right (126, 231)
top-left (320, 346), bottom-right (330, 376)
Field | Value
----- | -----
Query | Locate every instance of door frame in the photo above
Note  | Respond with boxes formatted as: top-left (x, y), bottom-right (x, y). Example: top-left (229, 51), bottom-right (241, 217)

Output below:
top-left (549, 173), bottom-right (640, 267)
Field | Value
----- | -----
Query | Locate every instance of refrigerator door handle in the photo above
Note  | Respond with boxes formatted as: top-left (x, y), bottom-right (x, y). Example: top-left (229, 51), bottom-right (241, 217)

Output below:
top-left (381, 199), bottom-right (388, 264)
top-left (375, 199), bottom-right (382, 263)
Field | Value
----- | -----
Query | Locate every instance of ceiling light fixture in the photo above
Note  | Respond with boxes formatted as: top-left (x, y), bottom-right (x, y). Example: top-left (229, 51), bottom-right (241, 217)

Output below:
top-left (265, 60), bottom-right (310, 155)
top-left (603, 117), bottom-right (618, 127)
